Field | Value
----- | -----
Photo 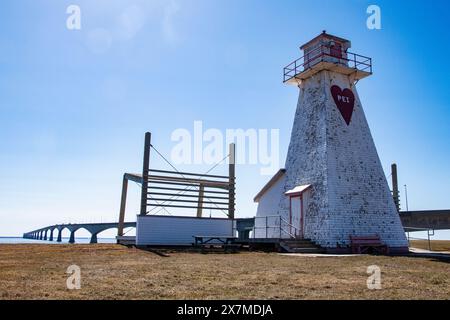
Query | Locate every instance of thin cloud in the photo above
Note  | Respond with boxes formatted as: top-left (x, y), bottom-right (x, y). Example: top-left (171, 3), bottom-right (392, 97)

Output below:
top-left (162, 0), bottom-right (181, 45)
top-left (117, 4), bottom-right (147, 40)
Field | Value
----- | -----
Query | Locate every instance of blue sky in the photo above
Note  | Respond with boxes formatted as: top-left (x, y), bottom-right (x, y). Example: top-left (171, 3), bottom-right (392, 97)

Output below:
top-left (1, 0), bottom-right (449, 239)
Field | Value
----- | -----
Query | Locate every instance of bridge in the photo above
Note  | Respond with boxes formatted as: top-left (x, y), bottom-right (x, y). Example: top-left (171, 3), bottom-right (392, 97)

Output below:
top-left (23, 222), bottom-right (136, 244)
top-left (22, 211), bottom-right (450, 245)
top-left (400, 210), bottom-right (450, 230)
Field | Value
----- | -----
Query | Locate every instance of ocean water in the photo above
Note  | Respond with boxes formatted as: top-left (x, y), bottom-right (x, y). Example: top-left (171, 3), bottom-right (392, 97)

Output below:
top-left (0, 237), bottom-right (116, 244)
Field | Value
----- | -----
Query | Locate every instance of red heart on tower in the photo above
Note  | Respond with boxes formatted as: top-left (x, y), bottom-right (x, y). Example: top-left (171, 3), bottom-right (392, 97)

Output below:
top-left (331, 85), bottom-right (355, 125)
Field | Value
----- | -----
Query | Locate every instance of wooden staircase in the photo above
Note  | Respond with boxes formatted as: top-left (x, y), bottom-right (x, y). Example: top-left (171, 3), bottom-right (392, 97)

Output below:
top-left (279, 239), bottom-right (325, 253)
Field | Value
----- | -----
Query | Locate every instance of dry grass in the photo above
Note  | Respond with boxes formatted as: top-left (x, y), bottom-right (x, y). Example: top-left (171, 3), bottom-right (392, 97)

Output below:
top-left (0, 244), bottom-right (449, 300)
top-left (410, 240), bottom-right (450, 252)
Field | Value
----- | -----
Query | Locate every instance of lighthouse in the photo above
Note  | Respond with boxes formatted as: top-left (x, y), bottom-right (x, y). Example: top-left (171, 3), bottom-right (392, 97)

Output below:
top-left (254, 32), bottom-right (409, 253)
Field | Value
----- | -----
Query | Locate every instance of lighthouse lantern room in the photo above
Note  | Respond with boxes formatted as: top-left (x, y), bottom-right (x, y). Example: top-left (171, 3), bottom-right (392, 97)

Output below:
top-left (283, 31), bottom-right (372, 85)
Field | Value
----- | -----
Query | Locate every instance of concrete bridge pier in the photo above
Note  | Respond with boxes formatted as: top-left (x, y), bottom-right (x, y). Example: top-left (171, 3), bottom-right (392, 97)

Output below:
top-left (43, 230), bottom-right (48, 241)
top-left (49, 229), bottom-right (54, 241)
top-left (90, 233), bottom-right (98, 244)
top-left (67, 226), bottom-right (80, 244)
top-left (69, 230), bottom-right (76, 244)
top-left (57, 228), bottom-right (63, 242)
top-left (39, 231), bottom-right (43, 240)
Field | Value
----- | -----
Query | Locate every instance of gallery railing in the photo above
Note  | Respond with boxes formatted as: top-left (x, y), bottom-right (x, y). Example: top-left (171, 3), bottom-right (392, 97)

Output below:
top-left (283, 45), bottom-right (372, 83)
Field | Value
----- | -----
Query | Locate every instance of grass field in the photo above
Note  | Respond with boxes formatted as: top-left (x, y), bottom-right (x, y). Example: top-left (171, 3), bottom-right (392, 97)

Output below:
top-left (0, 244), bottom-right (448, 300)
top-left (410, 240), bottom-right (450, 252)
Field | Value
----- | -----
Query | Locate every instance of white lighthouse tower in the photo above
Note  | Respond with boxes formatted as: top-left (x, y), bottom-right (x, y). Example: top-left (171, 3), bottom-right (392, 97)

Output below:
top-left (254, 32), bottom-right (408, 253)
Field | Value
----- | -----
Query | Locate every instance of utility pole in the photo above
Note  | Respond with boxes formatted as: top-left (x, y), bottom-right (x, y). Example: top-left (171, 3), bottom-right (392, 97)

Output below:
top-left (404, 184), bottom-right (409, 212)
top-left (228, 143), bottom-right (236, 219)
top-left (391, 163), bottom-right (400, 212)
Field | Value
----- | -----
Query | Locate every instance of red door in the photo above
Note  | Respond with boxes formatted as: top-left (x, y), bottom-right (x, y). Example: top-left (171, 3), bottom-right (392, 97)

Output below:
top-left (330, 43), bottom-right (342, 58)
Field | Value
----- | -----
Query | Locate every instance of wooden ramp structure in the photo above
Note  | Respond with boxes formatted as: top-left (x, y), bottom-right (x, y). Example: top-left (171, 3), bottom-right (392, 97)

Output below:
top-left (117, 132), bottom-right (236, 246)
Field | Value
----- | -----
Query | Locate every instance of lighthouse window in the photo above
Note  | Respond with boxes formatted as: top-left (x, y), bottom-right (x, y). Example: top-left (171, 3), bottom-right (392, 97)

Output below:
top-left (304, 43), bottom-right (322, 68)
top-left (330, 42), bottom-right (343, 58)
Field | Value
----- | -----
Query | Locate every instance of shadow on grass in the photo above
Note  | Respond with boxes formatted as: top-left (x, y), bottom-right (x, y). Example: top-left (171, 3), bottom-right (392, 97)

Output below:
top-left (391, 252), bottom-right (450, 264)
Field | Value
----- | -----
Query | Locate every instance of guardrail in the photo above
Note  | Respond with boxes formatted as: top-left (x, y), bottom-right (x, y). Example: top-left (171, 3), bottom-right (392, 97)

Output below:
top-left (251, 215), bottom-right (300, 239)
top-left (283, 45), bottom-right (372, 83)
top-left (405, 227), bottom-right (435, 251)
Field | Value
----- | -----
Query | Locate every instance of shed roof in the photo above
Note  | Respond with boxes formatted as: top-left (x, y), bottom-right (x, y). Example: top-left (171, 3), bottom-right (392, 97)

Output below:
top-left (253, 169), bottom-right (286, 203)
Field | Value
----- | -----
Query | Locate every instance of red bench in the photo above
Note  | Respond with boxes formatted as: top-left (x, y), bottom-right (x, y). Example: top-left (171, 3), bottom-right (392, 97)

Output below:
top-left (350, 235), bottom-right (389, 254)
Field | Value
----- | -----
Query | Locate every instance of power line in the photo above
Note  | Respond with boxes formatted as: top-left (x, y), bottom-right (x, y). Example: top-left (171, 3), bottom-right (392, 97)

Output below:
top-left (132, 180), bottom-right (172, 215)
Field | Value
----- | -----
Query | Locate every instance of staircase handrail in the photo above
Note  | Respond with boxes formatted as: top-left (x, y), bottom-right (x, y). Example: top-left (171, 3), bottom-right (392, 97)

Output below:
top-left (252, 215), bottom-right (300, 239)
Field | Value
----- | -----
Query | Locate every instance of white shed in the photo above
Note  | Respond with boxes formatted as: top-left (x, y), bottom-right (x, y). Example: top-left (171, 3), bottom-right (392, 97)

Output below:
top-left (253, 169), bottom-right (288, 238)
top-left (254, 169), bottom-right (313, 239)
top-left (136, 215), bottom-right (234, 246)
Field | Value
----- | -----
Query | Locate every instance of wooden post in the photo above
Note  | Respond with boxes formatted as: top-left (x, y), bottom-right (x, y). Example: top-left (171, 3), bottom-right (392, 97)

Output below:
top-left (228, 143), bottom-right (236, 219)
top-left (391, 163), bottom-right (400, 212)
top-left (117, 175), bottom-right (129, 237)
top-left (197, 183), bottom-right (205, 218)
top-left (140, 132), bottom-right (151, 216)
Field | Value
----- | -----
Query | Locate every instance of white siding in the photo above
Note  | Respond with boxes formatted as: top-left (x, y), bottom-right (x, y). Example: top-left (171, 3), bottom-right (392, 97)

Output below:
top-left (254, 174), bottom-right (287, 238)
top-left (255, 174), bottom-right (286, 218)
top-left (136, 215), bottom-right (234, 246)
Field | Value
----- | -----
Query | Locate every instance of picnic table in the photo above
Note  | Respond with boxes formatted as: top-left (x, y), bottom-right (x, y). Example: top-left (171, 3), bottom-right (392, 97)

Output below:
top-left (193, 235), bottom-right (240, 252)
top-left (194, 235), bottom-right (237, 245)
